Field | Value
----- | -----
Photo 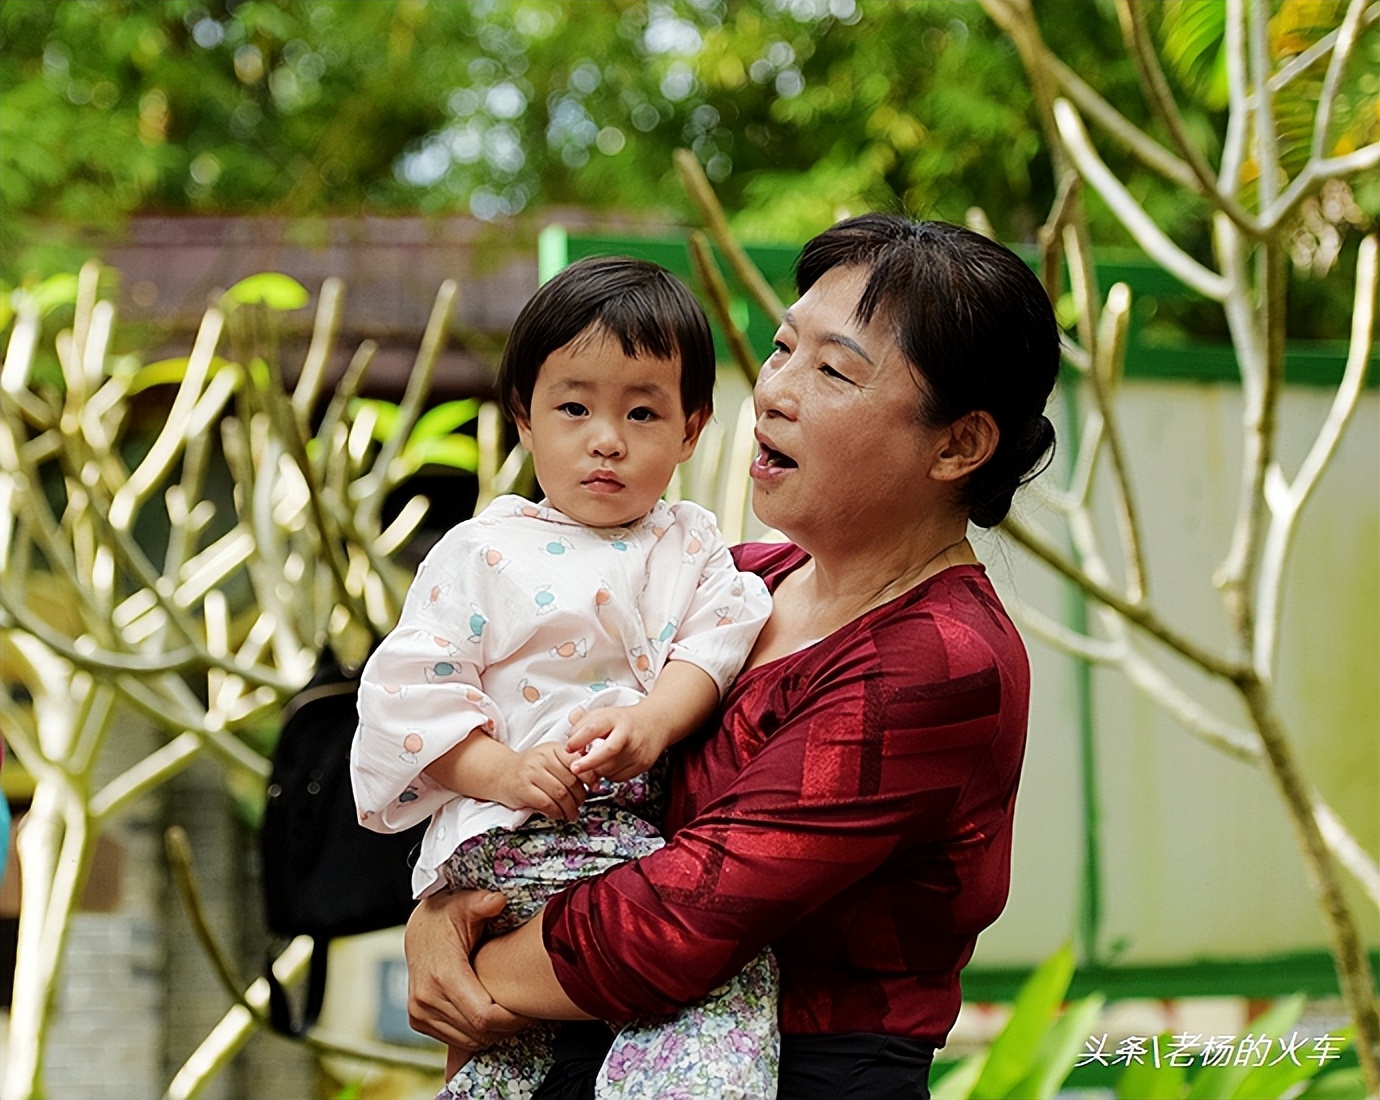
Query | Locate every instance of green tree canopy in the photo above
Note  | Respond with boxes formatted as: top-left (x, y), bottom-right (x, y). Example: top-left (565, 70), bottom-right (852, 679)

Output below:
top-left (2, 0), bottom-right (1374, 286)
top-left (0, 0), bottom-right (1137, 271)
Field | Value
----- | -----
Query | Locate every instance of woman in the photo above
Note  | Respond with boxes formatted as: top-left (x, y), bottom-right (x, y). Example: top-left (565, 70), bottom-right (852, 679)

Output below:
top-left (405, 214), bottom-right (1061, 1098)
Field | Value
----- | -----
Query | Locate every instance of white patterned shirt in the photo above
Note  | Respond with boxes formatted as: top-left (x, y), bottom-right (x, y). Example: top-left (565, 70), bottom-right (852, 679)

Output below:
top-left (350, 494), bottom-right (773, 897)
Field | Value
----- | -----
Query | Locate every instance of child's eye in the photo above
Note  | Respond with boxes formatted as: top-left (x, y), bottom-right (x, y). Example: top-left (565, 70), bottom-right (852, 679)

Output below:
top-left (557, 402), bottom-right (588, 417)
top-left (628, 407), bottom-right (658, 422)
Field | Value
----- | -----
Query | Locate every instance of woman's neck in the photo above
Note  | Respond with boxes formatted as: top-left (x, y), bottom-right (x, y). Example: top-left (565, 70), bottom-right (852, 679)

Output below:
top-left (752, 517), bottom-right (976, 665)
top-left (809, 521), bottom-right (971, 607)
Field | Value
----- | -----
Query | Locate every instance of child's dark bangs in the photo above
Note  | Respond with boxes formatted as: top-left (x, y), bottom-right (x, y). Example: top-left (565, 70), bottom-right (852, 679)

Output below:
top-left (595, 292), bottom-right (679, 363)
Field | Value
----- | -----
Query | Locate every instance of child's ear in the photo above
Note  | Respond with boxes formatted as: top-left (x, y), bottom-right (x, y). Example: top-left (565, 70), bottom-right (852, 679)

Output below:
top-left (515, 414), bottom-right (534, 453)
top-left (678, 408), bottom-right (711, 461)
top-left (932, 410), bottom-right (998, 482)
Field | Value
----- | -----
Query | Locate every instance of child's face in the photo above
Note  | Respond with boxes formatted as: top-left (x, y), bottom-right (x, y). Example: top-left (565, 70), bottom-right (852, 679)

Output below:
top-left (516, 325), bottom-right (707, 528)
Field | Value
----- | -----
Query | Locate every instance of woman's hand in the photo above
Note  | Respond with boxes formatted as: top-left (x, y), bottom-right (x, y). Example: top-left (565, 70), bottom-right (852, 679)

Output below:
top-left (404, 889), bottom-right (532, 1058)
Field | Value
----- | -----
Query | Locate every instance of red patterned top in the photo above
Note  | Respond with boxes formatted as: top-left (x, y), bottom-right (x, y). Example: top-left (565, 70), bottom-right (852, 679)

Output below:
top-left (543, 541), bottom-right (1030, 1045)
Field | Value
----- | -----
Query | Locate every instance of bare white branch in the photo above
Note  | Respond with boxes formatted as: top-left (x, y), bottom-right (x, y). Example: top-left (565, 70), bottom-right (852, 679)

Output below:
top-left (1053, 100), bottom-right (1231, 300)
top-left (1255, 235), bottom-right (1378, 677)
top-left (1310, 0), bottom-right (1372, 163)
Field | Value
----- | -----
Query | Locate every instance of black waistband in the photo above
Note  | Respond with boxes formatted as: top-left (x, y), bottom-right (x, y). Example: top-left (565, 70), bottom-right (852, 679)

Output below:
top-left (779, 1031), bottom-right (936, 1099)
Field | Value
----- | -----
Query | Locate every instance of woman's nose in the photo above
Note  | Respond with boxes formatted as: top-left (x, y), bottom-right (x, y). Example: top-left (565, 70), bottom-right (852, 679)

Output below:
top-left (754, 356), bottom-right (798, 419)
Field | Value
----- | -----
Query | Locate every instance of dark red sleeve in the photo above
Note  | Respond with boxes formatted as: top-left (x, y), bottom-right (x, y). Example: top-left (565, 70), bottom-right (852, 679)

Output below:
top-left (541, 600), bottom-right (1013, 1024)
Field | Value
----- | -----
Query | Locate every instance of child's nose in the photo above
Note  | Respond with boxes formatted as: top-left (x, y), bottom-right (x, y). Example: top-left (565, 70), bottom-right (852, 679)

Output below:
top-left (589, 421), bottom-right (625, 458)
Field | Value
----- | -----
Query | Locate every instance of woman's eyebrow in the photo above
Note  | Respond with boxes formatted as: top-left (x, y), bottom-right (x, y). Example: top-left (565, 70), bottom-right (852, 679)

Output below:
top-left (782, 309), bottom-right (874, 364)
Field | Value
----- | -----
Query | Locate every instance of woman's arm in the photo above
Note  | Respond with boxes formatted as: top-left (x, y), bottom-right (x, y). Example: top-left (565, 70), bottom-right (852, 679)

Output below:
top-left (542, 604), bottom-right (1023, 1024)
top-left (404, 890), bottom-right (550, 1050)
top-left (473, 911), bottom-right (591, 1019)
top-left (409, 591), bottom-right (1021, 1031)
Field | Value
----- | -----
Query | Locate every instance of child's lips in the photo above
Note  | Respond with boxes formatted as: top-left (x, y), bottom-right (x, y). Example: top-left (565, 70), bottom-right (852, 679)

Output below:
top-left (582, 472), bottom-right (624, 493)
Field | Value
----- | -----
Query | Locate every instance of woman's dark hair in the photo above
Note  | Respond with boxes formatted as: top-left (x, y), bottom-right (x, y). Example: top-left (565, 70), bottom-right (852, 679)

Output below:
top-left (796, 215), bottom-right (1060, 527)
top-left (499, 255), bottom-right (716, 423)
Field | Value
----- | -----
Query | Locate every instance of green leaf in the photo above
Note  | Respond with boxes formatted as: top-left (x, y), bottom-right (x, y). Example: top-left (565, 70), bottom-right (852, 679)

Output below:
top-left (931, 1053), bottom-right (987, 1100)
top-left (1161, 0), bottom-right (1230, 109)
top-left (223, 272), bottom-right (309, 311)
top-left (1117, 1053), bottom-right (1187, 1099)
top-left (971, 943), bottom-right (1076, 1097)
top-left (128, 356), bottom-right (241, 394)
top-left (1296, 1067), bottom-right (1366, 1098)
top-left (1232, 1025), bottom-right (1351, 1100)
top-left (13, 272), bottom-right (79, 317)
top-left (351, 398), bottom-right (402, 442)
top-left (411, 399), bottom-right (482, 442)
top-left (1187, 994), bottom-right (1305, 1099)
top-left (405, 433), bottom-right (480, 472)
top-left (1010, 992), bottom-right (1106, 1099)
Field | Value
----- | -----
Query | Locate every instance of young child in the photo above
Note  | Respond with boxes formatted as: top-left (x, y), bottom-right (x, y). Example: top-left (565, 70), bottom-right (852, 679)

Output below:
top-left (351, 256), bottom-right (776, 1100)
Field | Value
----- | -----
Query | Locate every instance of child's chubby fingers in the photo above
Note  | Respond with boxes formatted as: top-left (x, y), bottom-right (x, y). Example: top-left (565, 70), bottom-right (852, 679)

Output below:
top-left (569, 736), bottom-right (616, 778)
top-left (564, 709), bottom-right (619, 755)
top-left (525, 773), bottom-right (582, 821)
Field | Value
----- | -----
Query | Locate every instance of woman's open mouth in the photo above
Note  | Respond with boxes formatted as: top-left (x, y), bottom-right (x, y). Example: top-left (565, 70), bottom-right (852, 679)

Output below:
top-left (751, 440), bottom-right (797, 478)
top-left (756, 441), bottom-right (797, 469)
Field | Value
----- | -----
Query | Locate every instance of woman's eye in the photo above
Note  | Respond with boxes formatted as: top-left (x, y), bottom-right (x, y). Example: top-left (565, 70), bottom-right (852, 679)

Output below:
top-left (820, 364), bottom-right (853, 383)
top-left (628, 407), bottom-right (658, 422)
top-left (557, 402), bottom-right (588, 417)
top-left (771, 340), bottom-right (790, 356)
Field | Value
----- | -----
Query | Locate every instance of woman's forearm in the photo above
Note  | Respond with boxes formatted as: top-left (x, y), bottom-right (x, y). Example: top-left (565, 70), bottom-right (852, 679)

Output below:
top-left (474, 914), bottom-right (594, 1020)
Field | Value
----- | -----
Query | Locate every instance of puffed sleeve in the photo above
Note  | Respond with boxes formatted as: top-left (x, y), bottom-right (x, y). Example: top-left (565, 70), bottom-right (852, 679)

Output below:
top-left (542, 606), bottom-right (1018, 1023)
top-left (661, 503), bottom-right (772, 694)
top-left (350, 527), bottom-right (532, 833)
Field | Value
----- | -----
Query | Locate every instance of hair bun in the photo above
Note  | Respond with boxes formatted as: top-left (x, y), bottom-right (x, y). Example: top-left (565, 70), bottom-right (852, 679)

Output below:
top-left (969, 414), bottom-right (1057, 528)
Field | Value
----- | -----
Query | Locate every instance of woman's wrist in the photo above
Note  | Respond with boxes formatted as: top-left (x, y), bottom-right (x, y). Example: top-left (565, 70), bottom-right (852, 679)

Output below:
top-left (472, 914), bottom-right (593, 1021)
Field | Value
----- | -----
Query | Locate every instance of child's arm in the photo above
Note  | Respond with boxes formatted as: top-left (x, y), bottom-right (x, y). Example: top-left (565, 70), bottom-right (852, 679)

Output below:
top-left (564, 660), bottom-right (718, 784)
top-left (424, 734), bottom-right (588, 823)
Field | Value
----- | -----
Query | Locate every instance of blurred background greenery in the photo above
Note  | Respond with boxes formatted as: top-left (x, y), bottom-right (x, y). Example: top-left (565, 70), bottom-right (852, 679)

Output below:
top-left (0, 0), bottom-right (1225, 279)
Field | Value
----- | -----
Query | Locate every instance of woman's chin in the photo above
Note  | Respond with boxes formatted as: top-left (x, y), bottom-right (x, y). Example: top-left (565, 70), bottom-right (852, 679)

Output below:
top-left (749, 477), bottom-right (801, 533)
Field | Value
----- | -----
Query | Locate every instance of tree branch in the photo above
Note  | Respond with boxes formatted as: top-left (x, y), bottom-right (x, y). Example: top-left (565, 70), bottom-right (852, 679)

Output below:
top-left (689, 231), bottom-right (761, 384)
top-left (1263, 143), bottom-right (1380, 229)
top-left (1254, 234), bottom-right (1377, 678)
top-left (163, 827), bottom-right (443, 1083)
top-left (1088, 282), bottom-right (1148, 602)
top-left (675, 148), bottom-right (784, 322)
top-left (1053, 100), bottom-right (1231, 300)
top-left (354, 281), bottom-right (458, 538)
top-left (1001, 515), bottom-right (1243, 679)
top-left (1237, 676), bottom-right (1380, 1093)
top-left (1118, 1), bottom-right (1233, 215)
top-left (1309, 0), bottom-right (1371, 164)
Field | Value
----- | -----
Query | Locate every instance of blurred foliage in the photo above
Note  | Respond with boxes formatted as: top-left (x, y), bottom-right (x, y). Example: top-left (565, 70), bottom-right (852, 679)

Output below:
top-left (2, 1), bottom-right (1373, 316)
top-left (932, 944), bottom-right (1105, 1100)
top-left (1, 0), bottom-right (1152, 277)
top-left (929, 949), bottom-right (1356, 1100)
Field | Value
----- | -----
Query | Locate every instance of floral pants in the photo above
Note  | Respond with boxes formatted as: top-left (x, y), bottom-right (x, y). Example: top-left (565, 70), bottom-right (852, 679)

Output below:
top-left (436, 803), bottom-right (779, 1100)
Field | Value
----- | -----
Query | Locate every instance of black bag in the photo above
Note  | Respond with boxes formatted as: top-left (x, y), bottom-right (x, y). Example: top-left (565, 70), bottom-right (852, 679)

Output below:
top-left (259, 647), bottom-right (427, 1035)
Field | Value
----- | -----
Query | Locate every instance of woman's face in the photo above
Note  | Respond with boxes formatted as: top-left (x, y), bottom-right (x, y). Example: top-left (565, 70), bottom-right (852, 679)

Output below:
top-left (750, 265), bottom-right (946, 549)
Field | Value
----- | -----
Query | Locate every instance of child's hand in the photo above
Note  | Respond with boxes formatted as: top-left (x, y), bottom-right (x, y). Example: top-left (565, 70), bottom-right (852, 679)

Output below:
top-left (496, 743), bottom-right (587, 821)
top-left (566, 705), bottom-right (668, 784)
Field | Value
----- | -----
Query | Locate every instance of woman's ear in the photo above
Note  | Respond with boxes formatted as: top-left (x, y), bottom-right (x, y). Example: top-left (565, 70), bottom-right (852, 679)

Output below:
top-left (932, 410), bottom-right (999, 483)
